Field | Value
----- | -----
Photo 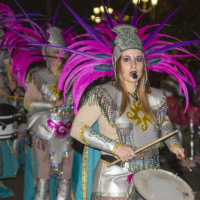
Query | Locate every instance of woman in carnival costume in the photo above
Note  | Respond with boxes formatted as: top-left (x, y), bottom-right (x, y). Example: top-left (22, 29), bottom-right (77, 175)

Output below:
top-left (0, 4), bottom-right (30, 197)
top-left (24, 25), bottom-right (74, 200)
top-left (0, 2), bottom-right (76, 199)
top-left (56, 1), bottom-right (200, 199)
top-left (0, 31), bottom-right (19, 198)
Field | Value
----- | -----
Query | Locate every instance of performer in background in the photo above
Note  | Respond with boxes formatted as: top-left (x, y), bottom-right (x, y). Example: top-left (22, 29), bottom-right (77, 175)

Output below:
top-left (0, 2), bottom-right (76, 199)
top-left (57, 3), bottom-right (199, 199)
top-left (24, 26), bottom-right (74, 200)
top-left (0, 30), bottom-right (19, 198)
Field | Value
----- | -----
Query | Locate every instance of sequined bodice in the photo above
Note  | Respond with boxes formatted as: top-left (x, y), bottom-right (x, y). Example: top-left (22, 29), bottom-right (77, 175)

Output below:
top-left (83, 83), bottom-right (167, 170)
top-left (37, 69), bottom-right (60, 102)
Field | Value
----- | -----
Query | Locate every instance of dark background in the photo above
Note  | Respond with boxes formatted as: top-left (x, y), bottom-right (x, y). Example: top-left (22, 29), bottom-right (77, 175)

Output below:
top-left (1, 1), bottom-right (200, 199)
top-left (1, 0), bottom-right (200, 45)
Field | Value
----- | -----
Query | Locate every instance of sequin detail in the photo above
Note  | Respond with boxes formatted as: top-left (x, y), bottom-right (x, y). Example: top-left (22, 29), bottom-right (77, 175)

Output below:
top-left (91, 192), bottom-right (127, 200)
top-left (126, 100), bottom-right (152, 131)
top-left (31, 134), bottom-right (73, 178)
top-left (168, 142), bottom-right (182, 150)
top-left (89, 129), bottom-right (112, 146)
top-left (29, 70), bottom-right (47, 92)
top-left (27, 100), bottom-right (33, 114)
top-left (82, 86), bottom-right (119, 128)
top-left (80, 125), bottom-right (91, 146)
top-left (31, 147), bottom-right (37, 186)
top-left (47, 119), bottom-right (72, 139)
top-left (49, 80), bottom-right (61, 98)
top-left (83, 85), bottom-right (168, 171)
top-left (82, 146), bottom-right (88, 200)
top-left (111, 142), bottom-right (121, 155)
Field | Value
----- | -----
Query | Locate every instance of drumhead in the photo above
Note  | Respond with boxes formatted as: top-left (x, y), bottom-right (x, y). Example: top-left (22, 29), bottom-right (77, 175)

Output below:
top-left (134, 169), bottom-right (194, 200)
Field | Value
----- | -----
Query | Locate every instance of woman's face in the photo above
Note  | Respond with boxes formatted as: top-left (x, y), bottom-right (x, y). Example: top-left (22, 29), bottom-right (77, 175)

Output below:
top-left (49, 48), bottom-right (67, 67)
top-left (120, 49), bottom-right (144, 84)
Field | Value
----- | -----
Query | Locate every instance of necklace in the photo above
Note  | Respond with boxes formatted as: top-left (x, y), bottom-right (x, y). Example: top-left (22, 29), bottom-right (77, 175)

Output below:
top-left (47, 69), bottom-right (61, 77)
top-left (128, 91), bottom-right (139, 101)
top-left (51, 71), bottom-right (60, 77)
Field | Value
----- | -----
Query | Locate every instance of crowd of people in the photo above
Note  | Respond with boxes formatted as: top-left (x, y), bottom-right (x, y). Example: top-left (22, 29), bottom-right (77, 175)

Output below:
top-left (0, 1), bottom-right (199, 200)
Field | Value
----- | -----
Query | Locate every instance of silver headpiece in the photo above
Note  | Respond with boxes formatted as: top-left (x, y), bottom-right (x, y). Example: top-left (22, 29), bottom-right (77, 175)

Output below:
top-left (47, 26), bottom-right (65, 47)
top-left (42, 26), bottom-right (66, 69)
top-left (112, 24), bottom-right (144, 82)
top-left (112, 24), bottom-right (143, 64)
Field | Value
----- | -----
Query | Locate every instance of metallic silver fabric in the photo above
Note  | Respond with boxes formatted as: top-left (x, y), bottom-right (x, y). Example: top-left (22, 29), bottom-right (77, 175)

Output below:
top-left (160, 120), bottom-right (177, 147)
top-left (84, 127), bottom-right (117, 154)
top-left (91, 160), bottom-right (133, 199)
top-left (47, 27), bottom-right (65, 47)
top-left (57, 179), bottom-right (71, 200)
top-left (27, 68), bottom-right (74, 176)
top-left (29, 101), bottom-right (52, 114)
top-left (35, 179), bottom-right (50, 200)
top-left (12, 138), bottom-right (19, 161)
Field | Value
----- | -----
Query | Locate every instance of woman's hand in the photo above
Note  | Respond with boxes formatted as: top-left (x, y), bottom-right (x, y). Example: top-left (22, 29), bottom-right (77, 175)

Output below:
top-left (53, 98), bottom-right (64, 108)
top-left (170, 145), bottom-right (185, 159)
top-left (116, 145), bottom-right (135, 162)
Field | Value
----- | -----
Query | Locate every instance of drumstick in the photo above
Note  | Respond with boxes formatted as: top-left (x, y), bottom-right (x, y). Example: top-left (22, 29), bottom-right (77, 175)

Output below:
top-left (180, 156), bottom-right (192, 172)
top-left (107, 130), bottom-right (178, 168)
top-left (8, 95), bottom-right (24, 100)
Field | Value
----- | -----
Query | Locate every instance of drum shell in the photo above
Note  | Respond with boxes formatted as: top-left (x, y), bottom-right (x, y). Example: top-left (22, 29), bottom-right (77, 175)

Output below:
top-left (0, 103), bottom-right (18, 139)
top-left (129, 187), bottom-right (146, 200)
top-left (0, 115), bottom-right (17, 139)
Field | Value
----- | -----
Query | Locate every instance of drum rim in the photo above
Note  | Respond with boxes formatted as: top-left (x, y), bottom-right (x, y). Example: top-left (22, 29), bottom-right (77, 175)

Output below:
top-left (132, 187), bottom-right (147, 200)
top-left (133, 168), bottom-right (194, 200)
top-left (0, 115), bottom-right (15, 119)
top-left (0, 132), bottom-right (17, 139)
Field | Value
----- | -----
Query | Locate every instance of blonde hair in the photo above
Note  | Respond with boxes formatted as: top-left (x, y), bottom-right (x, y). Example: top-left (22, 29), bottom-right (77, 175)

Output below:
top-left (116, 56), bottom-right (156, 122)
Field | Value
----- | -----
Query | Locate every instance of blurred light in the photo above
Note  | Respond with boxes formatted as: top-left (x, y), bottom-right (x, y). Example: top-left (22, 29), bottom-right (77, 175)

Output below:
top-left (100, 5), bottom-right (107, 13)
top-left (93, 7), bottom-right (100, 14)
top-left (95, 17), bottom-right (101, 23)
top-left (151, 0), bottom-right (158, 5)
top-left (91, 15), bottom-right (95, 21)
top-left (108, 8), bottom-right (113, 14)
top-left (142, 0), bottom-right (149, 2)
top-left (132, 0), bottom-right (140, 5)
top-left (124, 15), bottom-right (130, 21)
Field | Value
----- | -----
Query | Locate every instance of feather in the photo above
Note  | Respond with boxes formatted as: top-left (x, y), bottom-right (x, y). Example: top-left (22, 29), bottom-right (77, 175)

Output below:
top-left (143, 7), bottom-right (180, 47)
top-left (61, 0), bottom-right (109, 47)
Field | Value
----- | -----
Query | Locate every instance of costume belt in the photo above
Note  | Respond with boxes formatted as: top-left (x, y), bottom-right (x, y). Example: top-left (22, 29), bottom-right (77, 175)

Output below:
top-left (100, 155), bottom-right (122, 167)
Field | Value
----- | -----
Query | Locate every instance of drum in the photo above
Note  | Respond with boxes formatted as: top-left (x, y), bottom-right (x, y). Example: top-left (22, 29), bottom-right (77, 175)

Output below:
top-left (130, 169), bottom-right (194, 200)
top-left (0, 103), bottom-right (17, 139)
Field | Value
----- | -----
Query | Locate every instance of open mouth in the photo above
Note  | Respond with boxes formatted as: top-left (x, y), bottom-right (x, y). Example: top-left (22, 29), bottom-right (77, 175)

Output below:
top-left (129, 71), bottom-right (138, 79)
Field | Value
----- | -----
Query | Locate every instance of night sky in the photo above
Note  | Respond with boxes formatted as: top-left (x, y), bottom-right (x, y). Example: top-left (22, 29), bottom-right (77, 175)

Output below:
top-left (1, 0), bottom-right (200, 51)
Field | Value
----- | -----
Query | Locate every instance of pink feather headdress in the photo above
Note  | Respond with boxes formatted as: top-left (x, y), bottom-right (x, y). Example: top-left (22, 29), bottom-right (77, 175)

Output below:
top-left (0, 1), bottom-right (76, 90)
top-left (57, 0), bottom-right (199, 115)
